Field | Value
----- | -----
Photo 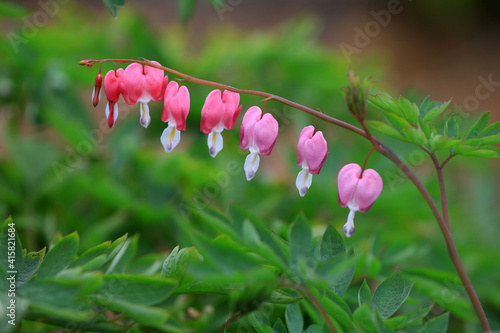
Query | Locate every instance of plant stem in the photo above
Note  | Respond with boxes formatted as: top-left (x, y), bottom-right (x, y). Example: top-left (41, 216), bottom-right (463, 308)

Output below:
top-left (431, 153), bottom-right (450, 229)
top-left (80, 59), bottom-right (491, 332)
top-left (282, 283), bottom-right (337, 333)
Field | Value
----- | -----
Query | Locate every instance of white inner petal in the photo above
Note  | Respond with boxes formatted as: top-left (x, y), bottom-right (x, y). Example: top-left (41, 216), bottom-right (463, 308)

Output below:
top-left (207, 130), bottom-right (224, 158)
top-left (244, 152), bottom-right (260, 181)
top-left (295, 168), bottom-right (312, 197)
top-left (343, 209), bottom-right (356, 238)
top-left (140, 102), bottom-right (151, 128)
top-left (161, 124), bottom-right (181, 153)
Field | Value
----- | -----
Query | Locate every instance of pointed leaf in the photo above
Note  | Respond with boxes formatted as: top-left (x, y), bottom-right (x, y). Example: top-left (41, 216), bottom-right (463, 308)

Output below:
top-left (422, 99), bottom-right (451, 122)
top-left (358, 279), bottom-right (372, 307)
top-left (398, 96), bottom-right (419, 124)
top-left (320, 224), bottom-right (345, 263)
top-left (286, 303), bottom-right (304, 333)
top-left (467, 112), bottom-right (490, 139)
top-left (372, 269), bottom-right (410, 319)
top-left (36, 232), bottom-right (79, 279)
top-left (445, 114), bottom-right (459, 138)
top-left (365, 120), bottom-right (406, 141)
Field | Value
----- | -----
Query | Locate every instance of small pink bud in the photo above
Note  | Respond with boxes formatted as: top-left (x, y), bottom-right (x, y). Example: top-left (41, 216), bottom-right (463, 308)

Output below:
top-left (337, 163), bottom-right (383, 237)
top-left (239, 106), bottom-right (279, 180)
top-left (295, 125), bottom-right (328, 196)
top-left (92, 72), bottom-right (103, 107)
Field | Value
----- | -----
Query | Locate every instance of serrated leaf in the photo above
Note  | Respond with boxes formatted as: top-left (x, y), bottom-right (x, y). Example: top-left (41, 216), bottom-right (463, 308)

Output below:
top-left (481, 121), bottom-right (500, 136)
top-left (467, 112), bottom-right (490, 139)
top-left (371, 94), bottom-right (404, 117)
top-left (17, 248), bottom-right (46, 284)
top-left (422, 99), bottom-right (451, 122)
top-left (286, 303), bottom-right (304, 333)
top-left (445, 114), bottom-right (459, 138)
top-left (372, 269), bottom-right (412, 319)
top-left (320, 224), bottom-right (345, 263)
top-left (398, 96), bottom-right (419, 124)
top-left (358, 279), bottom-right (372, 307)
top-left (365, 120), bottom-right (406, 141)
top-left (95, 274), bottom-right (177, 305)
top-left (36, 232), bottom-right (79, 279)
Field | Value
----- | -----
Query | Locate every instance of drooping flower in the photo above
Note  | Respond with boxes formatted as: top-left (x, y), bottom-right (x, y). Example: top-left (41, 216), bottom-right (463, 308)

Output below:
top-left (200, 89), bottom-right (242, 158)
top-left (239, 106), bottom-right (279, 180)
top-left (121, 61), bottom-right (168, 128)
top-left (338, 163), bottom-right (383, 237)
top-left (103, 68), bottom-right (124, 128)
top-left (92, 71), bottom-right (103, 107)
top-left (160, 81), bottom-right (190, 153)
top-left (295, 125), bottom-right (328, 197)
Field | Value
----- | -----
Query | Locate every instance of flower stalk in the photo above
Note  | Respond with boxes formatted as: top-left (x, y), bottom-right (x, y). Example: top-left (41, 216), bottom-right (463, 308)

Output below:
top-left (80, 58), bottom-right (491, 332)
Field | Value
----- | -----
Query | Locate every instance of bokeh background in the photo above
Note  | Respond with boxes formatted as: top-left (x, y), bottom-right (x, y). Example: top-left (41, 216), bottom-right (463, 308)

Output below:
top-left (1, 0), bottom-right (499, 331)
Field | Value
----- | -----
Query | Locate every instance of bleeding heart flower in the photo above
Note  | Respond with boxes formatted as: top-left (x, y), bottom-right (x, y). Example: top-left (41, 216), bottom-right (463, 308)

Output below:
top-left (160, 81), bottom-right (190, 153)
top-left (121, 61), bottom-right (168, 128)
top-left (295, 125), bottom-right (328, 196)
top-left (200, 89), bottom-right (242, 158)
top-left (338, 163), bottom-right (383, 237)
top-left (239, 106), bottom-right (279, 180)
top-left (103, 68), bottom-right (124, 128)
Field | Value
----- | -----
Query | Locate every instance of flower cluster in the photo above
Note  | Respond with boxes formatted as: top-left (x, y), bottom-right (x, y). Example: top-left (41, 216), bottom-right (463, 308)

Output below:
top-left (91, 61), bottom-right (383, 237)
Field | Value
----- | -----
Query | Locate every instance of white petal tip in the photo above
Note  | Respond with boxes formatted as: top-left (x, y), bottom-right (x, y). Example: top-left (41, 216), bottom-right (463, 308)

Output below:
top-left (299, 187), bottom-right (308, 197)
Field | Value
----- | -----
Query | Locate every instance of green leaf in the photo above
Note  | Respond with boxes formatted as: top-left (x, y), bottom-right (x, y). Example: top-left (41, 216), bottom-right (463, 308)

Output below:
top-left (445, 114), bottom-right (459, 138)
top-left (268, 290), bottom-right (303, 304)
top-left (421, 312), bottom-right (449, 333)
top-left (385, 112), bottom-right (413, 134)
top-left (179, 0), bottom-right (198, 24)
top-left (286, 303), bottom-right (304, 333)
top-left (353, 304), bottom-right (377, 332)
top-left (372, 269), bottom-right (412, 319)
top-left (91, 295), bottom-right (170, 327)
top-left (365, 120), bottom-right (406, 141)
top-left (273, 319), bottom-right (288, 333)
top-left (320, 224), bottom-right (345, 263)
top-left (422, 98), bottom-right (451, 122)
top-left (205, 0), bottom-right (224, 7)
top-left (95, 274), bottom-right (177, 305)
top-left (386, 304), bottom-right (433, 329)
top-left (17, 248), bottom-right (46, 284)
top-left (467, 112), bottom-right (490, 139)
top-left (358, 279), bottom-right (372, 307)
top-left (460, 148), bottom-right (499, 158)
top-left (289, 213), bottom-right (312, 268)
top-left (398, 96), bottom-right (419, 124)
top-left (321, 294), bottom-right (355, 331)
top-left (36, 232), bottom-right (79, 279)
top-left (481, 121), bottom-right (500, 136)
top-left (0, 218), bottom-right (23, 274)
top-left (370, 94), bottom-right (404, 118)
top-left (102, 0), bottom-right (124, 18)
top-left (106, 235), bottom-right (138, 274)
top-left (70, 241), bottom-right (111, 268)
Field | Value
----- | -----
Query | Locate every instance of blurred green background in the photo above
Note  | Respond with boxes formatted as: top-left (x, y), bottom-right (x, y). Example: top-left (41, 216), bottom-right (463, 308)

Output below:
top-left (0, 0), bottom-right (499, 331)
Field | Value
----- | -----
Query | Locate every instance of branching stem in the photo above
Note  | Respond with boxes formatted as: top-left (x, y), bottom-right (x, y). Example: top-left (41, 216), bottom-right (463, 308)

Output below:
top-left (80, 58), bottom-right (491, 332)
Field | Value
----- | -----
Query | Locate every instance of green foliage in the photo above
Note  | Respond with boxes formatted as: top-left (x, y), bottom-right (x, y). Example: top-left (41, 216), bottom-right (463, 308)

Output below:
top-left (367, 91), bottom-right (500, 158)
top-left (1, 213), bottom-right (444, 332)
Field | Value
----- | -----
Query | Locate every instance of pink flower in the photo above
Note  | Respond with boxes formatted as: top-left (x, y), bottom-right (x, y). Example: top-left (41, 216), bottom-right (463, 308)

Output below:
top-left (121, 61), bottom-right (168, 128)
top-left (160, 81), bottom-right (190, 153)
top-left (200, 89), bottom-right (242, 158)
top-left (295, 125), bottom-right (328, 196)
top-left (338, 163), bottom-right (383, 237)
top-left (239, 106), bottom-right (279, 180)
top-left (103, 68), bottom-right (124, 128)
top-left (92, 71), bottom-right (103, 107)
